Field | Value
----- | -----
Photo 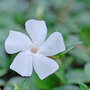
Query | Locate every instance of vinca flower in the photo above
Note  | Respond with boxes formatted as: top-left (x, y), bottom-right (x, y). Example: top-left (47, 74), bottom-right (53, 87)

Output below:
top-left (5, 19), bottom-right (65, 80)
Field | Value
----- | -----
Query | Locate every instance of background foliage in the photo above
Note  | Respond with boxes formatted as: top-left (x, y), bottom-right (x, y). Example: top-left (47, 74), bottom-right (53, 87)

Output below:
top-left (0, 0), bottom-right (90, 90)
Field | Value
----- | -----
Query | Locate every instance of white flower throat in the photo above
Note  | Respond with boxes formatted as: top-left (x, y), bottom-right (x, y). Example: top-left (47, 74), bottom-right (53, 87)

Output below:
top-left (31, 48), bottom-right (37, 53)
top-left (30, 43), bottom-right (40, 53)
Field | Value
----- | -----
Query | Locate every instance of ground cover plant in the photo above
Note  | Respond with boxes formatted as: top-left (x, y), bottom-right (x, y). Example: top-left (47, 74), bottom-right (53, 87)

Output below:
top-left (0, 0), bottom-right (90, 90)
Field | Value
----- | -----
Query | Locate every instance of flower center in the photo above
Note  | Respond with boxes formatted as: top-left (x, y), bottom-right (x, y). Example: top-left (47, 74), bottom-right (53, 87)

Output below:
top-left (31, 48), bottom-right (37, 53)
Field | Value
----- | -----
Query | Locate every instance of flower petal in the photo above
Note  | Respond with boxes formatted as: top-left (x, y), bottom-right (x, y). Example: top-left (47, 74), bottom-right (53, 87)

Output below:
top-left (40, 32), bottom-right (65, 56)
top-left (5, 30), bottom-right (32, 54)
top-left (34, 54), bottom-right (59, 80)
top-left (10, 51), bottom-right (33, 76)
top-left (25, 19), bottom-right (47, 44)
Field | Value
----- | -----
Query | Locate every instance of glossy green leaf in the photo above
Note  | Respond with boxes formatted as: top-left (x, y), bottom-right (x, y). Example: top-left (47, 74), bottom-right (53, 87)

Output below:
top-left (52, 85), bottom-right (79, 90)
top-left (79, 82), bottom-right (89, 90)
top-left (31, 72), bottom-right (59, 90)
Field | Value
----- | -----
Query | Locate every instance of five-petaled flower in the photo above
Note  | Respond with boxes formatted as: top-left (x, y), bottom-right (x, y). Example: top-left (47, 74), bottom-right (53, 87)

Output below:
top-left (5, 19), bottom-right (65, 80)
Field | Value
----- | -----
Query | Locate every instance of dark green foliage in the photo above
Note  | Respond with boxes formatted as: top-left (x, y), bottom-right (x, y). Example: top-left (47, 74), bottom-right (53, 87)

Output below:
top-left (0, 0), bottom-right (90, 90)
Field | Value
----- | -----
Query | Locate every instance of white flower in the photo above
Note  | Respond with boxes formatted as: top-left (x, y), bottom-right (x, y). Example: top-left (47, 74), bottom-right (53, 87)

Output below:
top-left (5, 19), bottom-right (65, 80)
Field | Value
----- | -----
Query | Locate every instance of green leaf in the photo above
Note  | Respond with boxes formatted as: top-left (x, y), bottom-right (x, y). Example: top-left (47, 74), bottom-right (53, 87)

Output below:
top-left (69, 48), bottom-right (90, 62)
top-left (0, 0), bottom-right (29, 14)
top-left (13, 83), bottom-right (19, 90)
top-left (4, 86), bottom-right (12, 90)
top-left (84, 63), bottom-right (90, 79)
top-left (0, 45), bottom-right (9, 76)
top-left (0, 68), bottom-right (8, 77)
top-left (0, 78), bottom-right (5, 86)
top-left (79, 82), bottom-right (89, 90)
top-left (4, 76), bottom-right (24, 90)
top-left (58, 40), bottom-right (82, 58)
top-left (65, 36), bottom-right (82, 54)
top-left (63, 56), bottom-right (74, 69)
top-left (55, 59), bottom-right (66, 85)
top-left (79, 25), bottom-right (90, 46)
top-left (65, 69), bottom-right (90, 83)
top-left (52, 85), bottom-right (79, 90)
top-left (31, 72), bottom-right (59, 90)
top-left (51, 0), bottom-right (67, 9)
top-left (55, 68), bottom-right (66, 85)
top-left (19, 78), bottom-right (39, 90)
